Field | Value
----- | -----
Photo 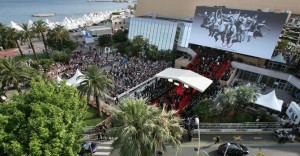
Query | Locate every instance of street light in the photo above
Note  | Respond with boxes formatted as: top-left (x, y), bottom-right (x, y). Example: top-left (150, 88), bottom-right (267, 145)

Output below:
top-left (195, 117), bottom-right (200, 155)
top-left (224, 143), bottom-right (231, 156)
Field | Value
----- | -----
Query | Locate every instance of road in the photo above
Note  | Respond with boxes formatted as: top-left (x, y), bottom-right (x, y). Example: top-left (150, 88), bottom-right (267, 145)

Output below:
top-left (100, 133), bottom-right (300, 156)
top-left (109, 145), bottom-right (300, 156)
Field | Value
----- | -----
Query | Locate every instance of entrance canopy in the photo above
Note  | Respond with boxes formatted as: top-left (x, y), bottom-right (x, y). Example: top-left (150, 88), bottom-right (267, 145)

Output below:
top-left (254, 90), bottom-right (283, 112)
top-left (155, 68), bottom-right (213, 92)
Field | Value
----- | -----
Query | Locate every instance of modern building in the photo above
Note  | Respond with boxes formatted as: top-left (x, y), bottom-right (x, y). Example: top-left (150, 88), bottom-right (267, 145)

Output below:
top-left (131, 0), bottom-right (300, 95)
top-left (128, 16), bottom-right (192, 50)
top-left (136, 0), bottom-right (300, 19)
top-left (85, 26), bottom-right (112, 37)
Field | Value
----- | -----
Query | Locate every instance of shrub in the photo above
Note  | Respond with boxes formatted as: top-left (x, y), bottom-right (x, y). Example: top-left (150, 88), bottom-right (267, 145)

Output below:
top-left (234, 112), bottom-right (254, 123)
top-left (52, 51), bottom-right (69, 63)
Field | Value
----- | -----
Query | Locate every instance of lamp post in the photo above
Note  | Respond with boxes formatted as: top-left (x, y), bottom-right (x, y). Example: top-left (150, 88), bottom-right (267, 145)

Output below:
top-left (195, 117), bottom-right (200, 155)
top-left (224, 143), bottom-right (231, 156)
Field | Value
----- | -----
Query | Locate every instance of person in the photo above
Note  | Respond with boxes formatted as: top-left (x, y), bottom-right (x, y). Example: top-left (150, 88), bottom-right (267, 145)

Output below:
top-left (278, 136), bottom-right (284, 144)
top-left (215, 136), bottom-right (220, 144)
top-left (282, 136), bottom-right (288, 144)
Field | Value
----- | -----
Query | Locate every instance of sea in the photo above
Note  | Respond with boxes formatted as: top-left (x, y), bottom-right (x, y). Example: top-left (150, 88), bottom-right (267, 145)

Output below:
top-left (0, 0), bottom-right (134, 25)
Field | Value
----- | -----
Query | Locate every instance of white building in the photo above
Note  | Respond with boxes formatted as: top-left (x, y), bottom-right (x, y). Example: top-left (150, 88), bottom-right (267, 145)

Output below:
top-left (128, 17), bottom-right (192, 50)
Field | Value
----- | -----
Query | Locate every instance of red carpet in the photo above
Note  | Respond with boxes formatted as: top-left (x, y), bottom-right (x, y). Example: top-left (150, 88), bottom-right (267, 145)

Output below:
top-left (176, 96), bottom-right (190, 114)
top-left (0, 51), bottom-right (17, 57)
top-left (176, 84), bottom-right (184, 95)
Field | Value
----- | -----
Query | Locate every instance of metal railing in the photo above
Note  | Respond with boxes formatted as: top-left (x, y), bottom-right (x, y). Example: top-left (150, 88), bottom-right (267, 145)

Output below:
top-left (191, 122), bottom-right (280, 129)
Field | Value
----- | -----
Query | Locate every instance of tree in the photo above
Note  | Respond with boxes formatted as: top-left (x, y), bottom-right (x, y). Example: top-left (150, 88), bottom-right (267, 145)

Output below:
top-left (192, 99), bottom-right (218, 121)
top-left (108, 98), bottom-right (184, 156)
top-left (131, 35), bottom-right (149, 56)
top-left (219, 88), bottom-right (236, 119)
top-left (98, 34), bottom-right (112, 47)
top-left (47, 25), bottom-right (75, 52)
top-left (20, 23), bottom-right (38, 60)
top-left (0, 57), bottom-right (35, 94)
top-left (112, 30), bottom-right (127, 43)
top-left (77, 65), bottom-right (113, 117)
top-left (34, 20), bottom-right (49, 57)
top-left (0, 24), bottom-right (17, 50)
top-left (235, 85), bottom-right (260, 110)
top-left (6, 27), bottom-right (24, 57)
top-left (0, 77), bottom-right (86, 155)
top-left (277, 39), bottom-right (289, 51)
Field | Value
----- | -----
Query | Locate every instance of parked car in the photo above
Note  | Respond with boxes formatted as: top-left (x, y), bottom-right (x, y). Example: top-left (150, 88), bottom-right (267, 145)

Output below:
top-left (218, 143), bottom-right (249, 156)
top-left (79, 142), bottom-right (97, 155)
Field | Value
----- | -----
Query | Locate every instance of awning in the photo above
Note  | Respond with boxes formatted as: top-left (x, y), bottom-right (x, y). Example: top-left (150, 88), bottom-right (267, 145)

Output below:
top-left (155, 68), bottom-right (213, 92)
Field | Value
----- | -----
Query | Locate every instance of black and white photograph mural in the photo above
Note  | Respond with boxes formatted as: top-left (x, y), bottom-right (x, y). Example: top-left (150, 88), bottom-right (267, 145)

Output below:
top-left (189, 6), bottom-right (288, 59)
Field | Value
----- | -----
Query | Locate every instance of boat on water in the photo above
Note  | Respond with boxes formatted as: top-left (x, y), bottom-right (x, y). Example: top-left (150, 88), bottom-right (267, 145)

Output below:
top-left (32, 13), bottom-right (56, 17)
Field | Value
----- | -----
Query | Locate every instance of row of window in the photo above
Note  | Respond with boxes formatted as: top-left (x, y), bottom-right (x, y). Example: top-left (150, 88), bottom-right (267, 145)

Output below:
top-left (238, 69), bottom-right (299, 93)
top-left (128, 18), bottom-right (177, 50)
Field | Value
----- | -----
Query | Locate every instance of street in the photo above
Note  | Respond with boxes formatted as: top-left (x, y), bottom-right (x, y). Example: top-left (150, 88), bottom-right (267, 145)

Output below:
top-left (109, 145), bottom-right (300, 156)
top-left (102, 133), bottom-right (300, 156)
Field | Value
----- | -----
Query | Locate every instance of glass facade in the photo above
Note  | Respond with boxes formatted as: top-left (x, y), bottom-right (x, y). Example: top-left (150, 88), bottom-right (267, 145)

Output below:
top-left (237, 69), bottom-right (296, 92)
top-left (128, 17), bottom-right (192, 50)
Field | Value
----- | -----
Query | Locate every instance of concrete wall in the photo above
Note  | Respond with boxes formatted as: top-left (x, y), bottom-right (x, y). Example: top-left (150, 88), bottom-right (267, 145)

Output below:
top-left (174, 56), bottom-right (191, 69)
top-left (136, 0), bottom-right (300, 18)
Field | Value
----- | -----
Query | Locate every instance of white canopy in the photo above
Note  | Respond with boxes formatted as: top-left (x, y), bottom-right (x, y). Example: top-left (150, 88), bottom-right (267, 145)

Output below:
top-left (155, 68), bottom-right (213, 92)
top-left (67, 69), bottom-right (84, 86)
top-left (254, 90), bottom-right (283, 112)
top-left (8, 21), bottom-right (24, 31)
top-left (56, 69), bottom-right (84, 86)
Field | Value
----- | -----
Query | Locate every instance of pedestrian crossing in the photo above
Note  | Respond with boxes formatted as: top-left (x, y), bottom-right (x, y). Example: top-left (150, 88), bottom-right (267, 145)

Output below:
top-left (93, 140), bottom-right (114, 156)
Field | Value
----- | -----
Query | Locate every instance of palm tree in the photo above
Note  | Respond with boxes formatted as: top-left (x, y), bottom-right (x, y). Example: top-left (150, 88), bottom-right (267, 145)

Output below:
top-left (47, 25), bottom-right (71, 51)
top-left (33, 20), bottom-right (49, 57)
top-left (20, 23), bottom-right (37, 60)
top-left (108, 98), bottom-right (184, 156)
top-left (77, 65), bottom-right (113, 117)
top-left (235, 85), bottom-right (260, 109)
top-left (6, 27), bottom-right (24, 57)
top-left (219, 88), bottom-right (236, 119)
top-left (0, 57), bottom-right (34, 94)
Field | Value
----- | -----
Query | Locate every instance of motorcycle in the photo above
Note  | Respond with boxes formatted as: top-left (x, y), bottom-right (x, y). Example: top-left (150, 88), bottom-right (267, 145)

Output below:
top-left (274, 129), bottom-right (295, 143)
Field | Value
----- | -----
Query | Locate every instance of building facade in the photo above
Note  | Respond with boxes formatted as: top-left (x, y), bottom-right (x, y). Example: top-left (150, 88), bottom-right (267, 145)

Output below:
top-left (128, 17), bottom-right (192, 50)
top-left (136, 0), bottom-right (300, 19)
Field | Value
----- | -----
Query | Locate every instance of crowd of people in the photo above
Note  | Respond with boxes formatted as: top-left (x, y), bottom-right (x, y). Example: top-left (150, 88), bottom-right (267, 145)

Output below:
top-left (109, 57), bottom-right (171, 95)
top-left (188, 47), bottom-right (233, 79)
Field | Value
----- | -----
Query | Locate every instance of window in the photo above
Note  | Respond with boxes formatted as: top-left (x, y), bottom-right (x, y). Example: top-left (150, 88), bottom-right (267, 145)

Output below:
top-left (260, 75), bottom-right (269, 84)
top-left (115, 22), bottom-right (117, 25)
top-left (266, 77), bottom-right (275, 87)
top-left (249, 73), bottom-right (259, 83)
top-left (119, 22), bottom-right (122, 25)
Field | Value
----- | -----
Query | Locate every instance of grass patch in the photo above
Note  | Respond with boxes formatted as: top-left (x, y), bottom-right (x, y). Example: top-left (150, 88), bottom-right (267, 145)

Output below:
top-left (13, 53), bottom-right (49, 62)
top-left (83, 106), bottom-right (108, 127)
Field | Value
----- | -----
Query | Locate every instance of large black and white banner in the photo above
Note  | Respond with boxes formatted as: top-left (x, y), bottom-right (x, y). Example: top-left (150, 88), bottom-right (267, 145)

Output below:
top-left (286, 102), bottom-right (300, 124)
top-left (189, 6), bottom-right (288, 59)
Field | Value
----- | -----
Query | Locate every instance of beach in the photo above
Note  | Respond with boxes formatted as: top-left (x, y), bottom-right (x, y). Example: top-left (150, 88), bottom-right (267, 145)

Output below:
top-left (0, 0), bottom-right (134, 24)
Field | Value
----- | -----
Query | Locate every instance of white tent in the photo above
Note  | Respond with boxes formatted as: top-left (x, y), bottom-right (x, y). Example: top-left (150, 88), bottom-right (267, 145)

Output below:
top-left (56, 75), bottom-right (71, 86)
top-left (286, 101), bottom-right (300, 124)
top-left (271, 53), bottom-right (286, 64)
top-left (84, 32), bottom-right (94, 44)
top-left (28, 20), bottom-right (34, 29)
top-left (67, 69), bottom-right (84, 86)
top-left (8, 21), bottom-right (24, 31)
top-left (254, 90), bottom-right (284, 112)
top-left (155, 68), bottom-right (213, 92)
